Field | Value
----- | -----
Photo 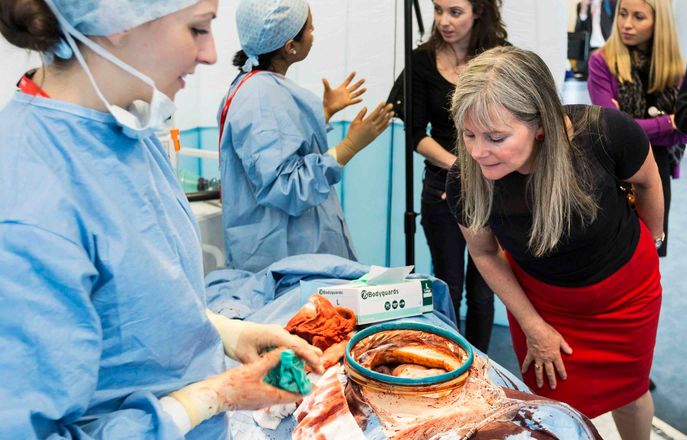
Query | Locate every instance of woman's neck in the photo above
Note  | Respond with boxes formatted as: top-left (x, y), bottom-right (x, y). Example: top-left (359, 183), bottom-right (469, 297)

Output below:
top-left (434, 39), bottom-right (471, 84)
top-left (631, 40), bottom-right (652, 54)
top-left (270, 57), bottom-right (292, 76)
top-left (636, 42), bottom-right (651, 53)
top-left (33, 65), bottom-right (105, 111)
top-left (444, 39), bottom-right (470, 65)
top-left (35, 57), bottom-right (143, 111)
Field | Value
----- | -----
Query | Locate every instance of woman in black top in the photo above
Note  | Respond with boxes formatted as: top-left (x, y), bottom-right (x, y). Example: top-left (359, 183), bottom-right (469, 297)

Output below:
top-left (411, 0), bottom-right (507, 353)
top-left (447, 46), bottom-right (663, 439)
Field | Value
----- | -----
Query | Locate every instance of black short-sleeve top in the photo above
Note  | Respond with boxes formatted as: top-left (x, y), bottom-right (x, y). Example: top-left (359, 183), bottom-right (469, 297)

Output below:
top-left (410, 46), bottom-right (456, 155)
top-left (446, 105), bottom-right (650, 287)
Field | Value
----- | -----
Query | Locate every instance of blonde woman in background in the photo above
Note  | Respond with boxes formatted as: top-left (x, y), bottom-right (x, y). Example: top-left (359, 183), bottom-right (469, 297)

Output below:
top-left (588, 0), bottom-right (686, 257)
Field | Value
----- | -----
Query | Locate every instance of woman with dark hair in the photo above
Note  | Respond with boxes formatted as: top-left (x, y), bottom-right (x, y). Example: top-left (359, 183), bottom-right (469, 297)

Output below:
top-left (219, 0), bottom-right (394, 273)
top-left (407, 0), bottom-right (507, 352)
top-left (0, 0), bottom-right (324, 438)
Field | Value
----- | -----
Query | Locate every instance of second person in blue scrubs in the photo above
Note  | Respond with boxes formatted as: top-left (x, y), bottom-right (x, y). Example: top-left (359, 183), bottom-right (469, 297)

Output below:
top-left (219, 0), bottom-right (394, 272)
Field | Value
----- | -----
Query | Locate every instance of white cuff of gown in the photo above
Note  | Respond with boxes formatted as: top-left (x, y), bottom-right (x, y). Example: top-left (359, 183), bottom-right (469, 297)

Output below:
top-left (160, 396), bottom-right (192, 436)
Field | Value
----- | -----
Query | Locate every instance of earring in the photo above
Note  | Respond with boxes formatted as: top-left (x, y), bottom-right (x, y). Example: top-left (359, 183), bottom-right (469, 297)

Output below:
top-left (535, 133), bottom-right (545, 142)
top-left (290, 49), bottom-right (297, 55)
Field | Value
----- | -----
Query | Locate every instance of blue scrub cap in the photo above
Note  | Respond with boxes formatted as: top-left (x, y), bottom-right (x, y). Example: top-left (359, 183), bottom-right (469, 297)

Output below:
top-left (47, 0), bottom-right (199, 36)
top-left (236, 0), bottom-right (309, 72)
top-left (43, 0), bottom-right (198, 60)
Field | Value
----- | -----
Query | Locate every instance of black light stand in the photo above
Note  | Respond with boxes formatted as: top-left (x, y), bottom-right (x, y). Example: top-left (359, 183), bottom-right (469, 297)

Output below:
top-left (403, 0), bottom-right (424, 266)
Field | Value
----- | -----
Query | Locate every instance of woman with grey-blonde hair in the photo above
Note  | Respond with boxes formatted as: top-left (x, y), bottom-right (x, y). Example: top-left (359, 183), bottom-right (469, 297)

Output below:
top-left (446, 46), bottom-right (663, 440)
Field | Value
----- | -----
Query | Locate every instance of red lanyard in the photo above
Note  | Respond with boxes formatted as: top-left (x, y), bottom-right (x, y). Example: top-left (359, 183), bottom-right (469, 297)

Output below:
top-left (218, 70), bottom-right (264, 157)
top-left (17, 70), bottom-right (50, 98)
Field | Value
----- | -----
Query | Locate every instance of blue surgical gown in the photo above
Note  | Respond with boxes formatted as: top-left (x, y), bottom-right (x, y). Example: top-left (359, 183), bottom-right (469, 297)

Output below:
top-left (0, 93), bottom-right (227, 439)
top-left (219, 72), bottom-right (357, 272)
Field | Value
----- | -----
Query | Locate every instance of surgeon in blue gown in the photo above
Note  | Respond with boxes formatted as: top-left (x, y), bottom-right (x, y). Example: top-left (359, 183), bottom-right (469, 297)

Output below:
top-left (0, 1), bottom-right (323, 438)
top-left (219, 0), bottom-right (395, 272)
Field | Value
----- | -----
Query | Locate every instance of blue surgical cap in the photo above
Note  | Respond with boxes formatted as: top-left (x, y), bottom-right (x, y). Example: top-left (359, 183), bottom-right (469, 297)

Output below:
top-left (236, 0), bottom-right (309, 72)
top-left (47, 0), bottom-right (199, 36)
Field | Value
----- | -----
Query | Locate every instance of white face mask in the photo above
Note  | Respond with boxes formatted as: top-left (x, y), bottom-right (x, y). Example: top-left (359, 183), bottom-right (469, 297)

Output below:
top-left (43, 0), bottom-right (176, 140)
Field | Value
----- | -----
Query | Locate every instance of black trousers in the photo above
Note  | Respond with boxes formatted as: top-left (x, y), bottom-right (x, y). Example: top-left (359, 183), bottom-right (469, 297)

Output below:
top-left (420, 169), bottom-right (494, 352)
top-left (653, 146), bottom-right (671, 257)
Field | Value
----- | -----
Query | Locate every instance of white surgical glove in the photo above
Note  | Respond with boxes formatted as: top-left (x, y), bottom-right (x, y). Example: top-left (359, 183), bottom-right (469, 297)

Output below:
top-left (168, 349), bottom-right (304, 430)
top-left (206, 310), bottom-right (324, 369)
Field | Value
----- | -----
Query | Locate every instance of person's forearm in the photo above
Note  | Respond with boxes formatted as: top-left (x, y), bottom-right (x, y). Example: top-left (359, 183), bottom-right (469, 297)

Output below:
top-left (323, 106), bottom-right (332, 124)
top-left (634, 180), bottom-right (664, 239)
top-left (587, 60), bottom-right (678, 140)
top-left (469, 248), bottom-right (546, 334)
top-left (160, 396), bottom-right (192, 436)
top-left (633, 115), bottom-right (676, 140)
top-left (416, 137), bottom-right (458, 170)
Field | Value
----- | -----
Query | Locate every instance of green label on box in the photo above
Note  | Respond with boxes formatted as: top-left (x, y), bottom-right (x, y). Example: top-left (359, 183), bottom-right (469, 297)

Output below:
top-left (421, 279), bottom-right (433, 306)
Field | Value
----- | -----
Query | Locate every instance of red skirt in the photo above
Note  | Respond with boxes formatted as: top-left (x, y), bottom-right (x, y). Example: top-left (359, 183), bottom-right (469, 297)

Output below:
top-left (506, 221), bottom-right (662, 418)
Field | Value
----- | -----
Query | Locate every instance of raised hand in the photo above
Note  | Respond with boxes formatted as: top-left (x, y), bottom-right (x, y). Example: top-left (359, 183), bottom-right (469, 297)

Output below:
top-left (327, 102), bottom-right (394, 165)
top-left (322, 72), bottom-right (367, 122)
top-left (346, 102), bottom-right (394, 148)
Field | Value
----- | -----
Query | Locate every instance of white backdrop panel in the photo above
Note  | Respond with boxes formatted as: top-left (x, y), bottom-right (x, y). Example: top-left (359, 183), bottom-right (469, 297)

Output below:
top-left (0, 45), bottom-right (40, 110)
top-left (1, 1), bottom-right (571, 126)
top-left (502, 0), bottom-right (568, 90)
top-left (182, 0), bottom-right (570, 129)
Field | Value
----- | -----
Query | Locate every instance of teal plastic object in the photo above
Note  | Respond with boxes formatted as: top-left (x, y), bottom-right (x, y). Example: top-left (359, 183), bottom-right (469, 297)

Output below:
top-left (263, 349), bottom-right (312, 395)
top-left (345, 321), bottom-right (474, 386)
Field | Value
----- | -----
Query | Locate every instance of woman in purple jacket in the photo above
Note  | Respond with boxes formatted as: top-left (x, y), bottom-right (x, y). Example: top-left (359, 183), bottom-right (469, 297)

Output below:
top-left (587, 0), bottom-right (685, 257)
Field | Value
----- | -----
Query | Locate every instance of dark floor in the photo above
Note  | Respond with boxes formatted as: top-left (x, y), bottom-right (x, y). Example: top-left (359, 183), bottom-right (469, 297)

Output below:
top-left (480, 175), bottom-right (687, 434)
top-left (485, 324), bottom-right (520, 382)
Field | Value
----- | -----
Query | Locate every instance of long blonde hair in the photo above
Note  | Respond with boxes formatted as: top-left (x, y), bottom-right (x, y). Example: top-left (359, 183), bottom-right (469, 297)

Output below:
top-left (450, 46), bottom-right (598, 257)
top-left (601, 0), bottom-right (684, 92)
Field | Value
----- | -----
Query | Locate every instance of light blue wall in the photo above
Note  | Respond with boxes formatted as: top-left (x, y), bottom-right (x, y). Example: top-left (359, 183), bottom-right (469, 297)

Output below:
top-left (177, 121), bottom-right (509, 326)
top-left (177, 121), bottom-right (431, 269)
top-left (327, 121), bottom-right (432, 272)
